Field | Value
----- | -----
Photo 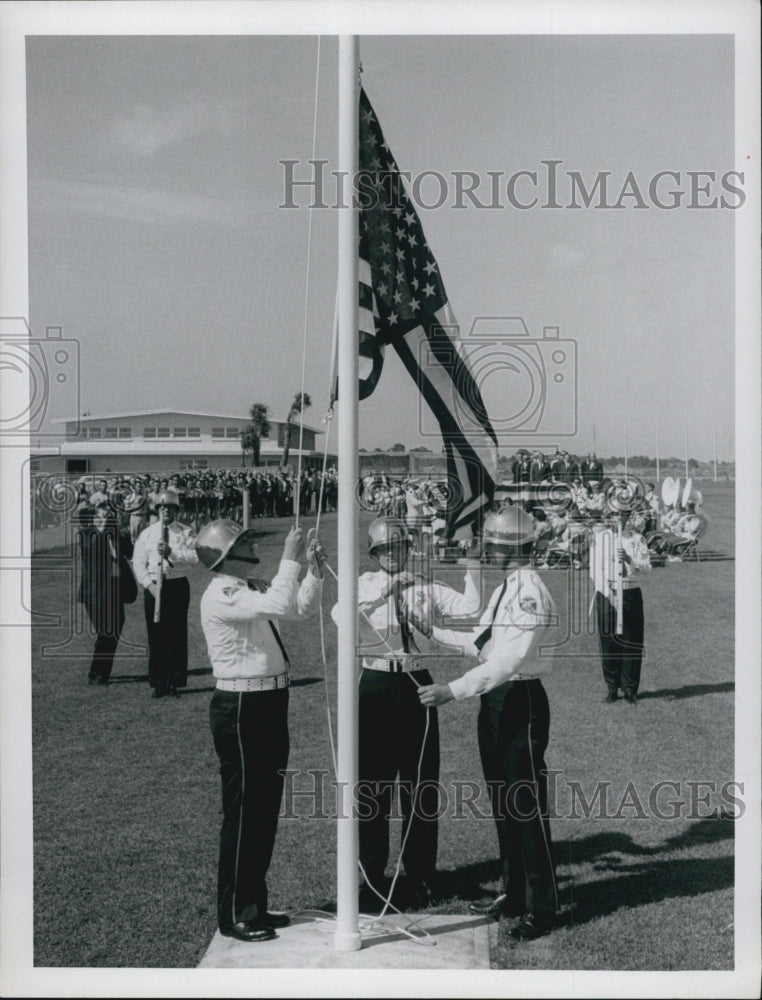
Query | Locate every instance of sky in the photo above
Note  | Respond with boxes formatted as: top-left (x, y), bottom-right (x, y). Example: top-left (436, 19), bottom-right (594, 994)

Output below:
top-left (26, 32), bottom-right (739, 460)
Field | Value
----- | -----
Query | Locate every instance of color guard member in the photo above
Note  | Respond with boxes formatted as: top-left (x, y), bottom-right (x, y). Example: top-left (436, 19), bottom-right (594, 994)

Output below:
top-left (418, 506), bottom-right (560, 940)
top-left (197, 520), bottom-right (323, 943)
top-left (333, 517), bottom-right (480, 909)
top-left (589, 502), bottom-right (651, 704)
top-left (132, 489), bottom-right (198, 697)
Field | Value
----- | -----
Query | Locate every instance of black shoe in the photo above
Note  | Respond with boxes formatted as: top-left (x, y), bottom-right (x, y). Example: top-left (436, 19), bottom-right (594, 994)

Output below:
top-left (604, 690), bottom-right (619, 703)
top-left (88, 675), bottom-right (109, 686)
top-left (167, 684), bottom-right (179, 698)
top-left (624, 690), bottom-right (638, 705)
top-left (469, 893), bottom-right (524, 918)
top-left (152, 687), bottom-right (167, 699)
top-left (260, 911), bottom-right (290, 929)
top-left (219, 921), bottom-right (277, 943)
top-left (404, 878), bottom-right (437, 909)
top-left (509, 913), bottom-right (554, 941)
top-left (359, 877), bottom-right (394, 913)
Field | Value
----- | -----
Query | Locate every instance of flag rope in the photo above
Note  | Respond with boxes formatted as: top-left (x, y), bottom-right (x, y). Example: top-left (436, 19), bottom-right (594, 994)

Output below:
top-left (294, 34), bottom-right (322, 529)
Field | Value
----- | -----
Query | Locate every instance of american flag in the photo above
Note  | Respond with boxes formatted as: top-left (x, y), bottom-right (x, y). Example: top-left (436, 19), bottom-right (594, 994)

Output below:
top-left (358, 88), bottom-right (498, 537)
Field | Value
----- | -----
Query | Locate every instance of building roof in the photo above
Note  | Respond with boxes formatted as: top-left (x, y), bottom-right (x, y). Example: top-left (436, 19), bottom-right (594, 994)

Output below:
top-left (50, 409), bottom-right (323, 434)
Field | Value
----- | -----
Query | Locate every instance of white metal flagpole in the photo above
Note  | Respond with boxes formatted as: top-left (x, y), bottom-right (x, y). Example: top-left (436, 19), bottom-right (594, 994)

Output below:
top-left (713, 425), bottom-right (718, 482)
top-left (624, 419), bottom-right (628, 478)
top-left (334, 33), bottom-right (361, 953)
top-left (655, 419), bottom-right (660, 483)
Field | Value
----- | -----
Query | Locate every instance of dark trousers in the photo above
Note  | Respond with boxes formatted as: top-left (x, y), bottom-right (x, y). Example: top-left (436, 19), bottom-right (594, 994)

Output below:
top-left (358, 668), bottom-right (440, 891)
top-left (86, 606), bottom-right (125, 682)
top-left (596, 589), bottom-right (644, 695)
top-left (477, 679), bottom-right (558, 920)
top-left (209, 688), bottom-right (289, 927)
top-left (143, 578), bottom-right (190, 690)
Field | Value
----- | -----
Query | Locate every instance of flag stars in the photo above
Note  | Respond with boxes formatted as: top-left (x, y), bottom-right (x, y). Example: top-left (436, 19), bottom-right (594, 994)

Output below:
top-left (395, 247), bottom-right (406, 262)
top-left (393, 289), bottom-right (403, 304)
top-left (388, 312), bottom-right (399, 325)
top-left (377, 282), bottom-right (389, 298)
top-left (423, 282), bottom-right (436, 297)
top-left (409, 297), bottom-right (420, 312)
top-left (407, 233), bottom-right (418, 248)
top-left (404, 212), bottom-right (416, 226)
top-left (424, 260), bottom-right (438, 276)
top-left (380, 261), bottom-right (392, 275)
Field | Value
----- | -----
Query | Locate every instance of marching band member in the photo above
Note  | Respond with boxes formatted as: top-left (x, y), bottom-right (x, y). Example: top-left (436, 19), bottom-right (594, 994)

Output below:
top-left (589, 500), bottom-right (651, 704)
top-left (197, 521), bottom-right (323, 943)
top-left (584, 481), bottom-right (607, 520)
top-left (418, 506), bottom-right (560, 940)
top-left (333, 516), bottom-right (480, 910)
top-left (648, 500), bottom-right (703, 561)
top-left (132, 489), bottom-right (198, 698)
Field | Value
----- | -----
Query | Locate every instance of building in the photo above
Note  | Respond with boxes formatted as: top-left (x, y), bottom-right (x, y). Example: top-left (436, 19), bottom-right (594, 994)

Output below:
top-left (31, 409), bottom-right (335, 475)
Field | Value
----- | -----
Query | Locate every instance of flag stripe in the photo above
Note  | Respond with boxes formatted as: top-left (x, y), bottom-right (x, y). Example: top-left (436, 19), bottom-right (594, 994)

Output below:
top-left (358, 87), bottom-right (497, 534)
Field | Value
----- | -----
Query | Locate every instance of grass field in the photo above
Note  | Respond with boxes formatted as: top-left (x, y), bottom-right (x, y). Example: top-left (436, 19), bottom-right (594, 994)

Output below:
top-left (31, 482), bottom-right (736, 969)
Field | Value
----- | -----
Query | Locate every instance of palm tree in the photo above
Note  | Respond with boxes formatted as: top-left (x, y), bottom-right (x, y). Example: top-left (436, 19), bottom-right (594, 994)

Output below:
top-left (240, 403), bottom-right (270, 467)
top-left (281, 392), bottom-right (312, 468)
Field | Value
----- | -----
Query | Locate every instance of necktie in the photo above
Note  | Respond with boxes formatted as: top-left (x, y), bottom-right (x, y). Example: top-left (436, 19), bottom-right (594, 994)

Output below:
top-left (245, 579), bottom-right (290, 665)
top-left (474, 578), bottom-right (508, 654)
top-left (393, 585), bottom-right (419, 654)
top-left (268, 621), bottom-right (290, 666)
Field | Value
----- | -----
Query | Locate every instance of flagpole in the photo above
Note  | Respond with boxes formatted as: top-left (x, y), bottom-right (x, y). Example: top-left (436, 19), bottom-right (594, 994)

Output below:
top-left (334, 33), bottom-right (361, 953)
top-left (713, 425), bottom-right (718, 482)
top-left (624, 419), bottom-right (628, 478)
top-left (684, 428), bottom-right (689, 482)
top-left (655, 419), bottom-right (660, 483)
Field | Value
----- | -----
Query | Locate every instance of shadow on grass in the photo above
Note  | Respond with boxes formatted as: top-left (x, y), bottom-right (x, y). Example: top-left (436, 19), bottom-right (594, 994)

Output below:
top-left (433, 819), bottom-right (734, 907)
top-left (563, 855), bottom-right (733, 928)
top-left (108, 666), bottom-right (213, 684)
top-left (638, 681), bottom-right (734, 701)
top-left (558, 817), bottom-right (734, 869)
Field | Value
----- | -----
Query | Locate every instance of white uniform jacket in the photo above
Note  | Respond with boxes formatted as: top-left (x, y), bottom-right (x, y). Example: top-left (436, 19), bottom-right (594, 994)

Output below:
top-left (132, 519), bottom-right (198, 587)
top-left (433, 567), bottom-right (559, 700)
top-left (589, 525), bottom-right (651, 601)
top-left (332, 568), bottom-right (481, 666)
top-left (200, 560), bottom-right (322, 680)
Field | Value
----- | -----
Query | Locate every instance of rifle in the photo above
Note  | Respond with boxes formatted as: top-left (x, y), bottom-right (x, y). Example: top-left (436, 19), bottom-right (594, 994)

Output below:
top-left (615, 519), bottom-right (624, 635)
top-left (153, 506), bottom-right (166, 623)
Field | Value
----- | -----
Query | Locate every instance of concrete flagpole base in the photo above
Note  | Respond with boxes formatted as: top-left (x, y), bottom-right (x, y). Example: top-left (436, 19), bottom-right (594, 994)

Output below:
top-left (199, 912), bottom-right (492, 969)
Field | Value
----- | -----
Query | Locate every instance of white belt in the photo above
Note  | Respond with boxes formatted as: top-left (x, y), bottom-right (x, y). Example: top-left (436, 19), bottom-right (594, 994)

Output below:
top-left (151, 568), bottom-right (188, 582)
top-left (363, 657), bottom-right (423, 673)
top-left (216, 673), bottom-right (290, 692)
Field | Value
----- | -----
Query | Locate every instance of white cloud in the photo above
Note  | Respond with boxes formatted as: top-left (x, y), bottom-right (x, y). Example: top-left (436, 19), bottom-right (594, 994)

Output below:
top-left (29, 176), bottom-right (257, 227)
top-left (107, 96), bottom-right (244, 157)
